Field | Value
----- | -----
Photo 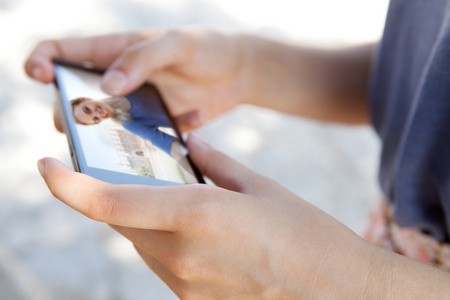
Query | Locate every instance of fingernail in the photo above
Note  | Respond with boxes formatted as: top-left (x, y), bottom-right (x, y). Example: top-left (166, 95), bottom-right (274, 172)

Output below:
top-left (195, 109), bottom-right (207, 124)
top-left (37, 158), bottom-right (46, 176)
top-left (188, 109), bottom-right (207, 127)
top-left (31, 67), bottom-right (43, 81)
top-left (101, 70), bottom-right (127, 95)
top-left (189, 131), bottom-right (209, 148)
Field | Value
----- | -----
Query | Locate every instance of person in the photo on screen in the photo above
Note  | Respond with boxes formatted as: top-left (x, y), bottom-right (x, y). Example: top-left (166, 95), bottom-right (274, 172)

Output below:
top-left (71, 90), bottom-right (196, 183)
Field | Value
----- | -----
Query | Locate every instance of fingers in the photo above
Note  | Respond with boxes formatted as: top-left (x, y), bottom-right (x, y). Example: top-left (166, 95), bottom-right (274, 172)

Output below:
top-left (101, 29), bottom-right (196, 95)
top-left (133, 245), bottom-right (187, 297)
top-left (174, 109), bottom-right (207, 133)
top-left (111, 225), bottom-right (186, 279)
top-left (25, 49), bottom-right (55, 83)
top-left (52, 101), bottom-right (64, 133)
top-left (186, 132), bottom-right (271, 195)
top-left (111, 225), bottom-right (173, 256)
top-left (24, 29), bottom-right (192, 96)
top-left (24, 32), bottom-right (151, 84)
top-left (37, 157), bottom-right (215, 231)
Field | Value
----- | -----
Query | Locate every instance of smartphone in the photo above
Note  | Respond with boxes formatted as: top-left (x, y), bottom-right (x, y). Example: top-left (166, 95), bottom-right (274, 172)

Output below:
top-left (53, 58), bottom-right (205, 185)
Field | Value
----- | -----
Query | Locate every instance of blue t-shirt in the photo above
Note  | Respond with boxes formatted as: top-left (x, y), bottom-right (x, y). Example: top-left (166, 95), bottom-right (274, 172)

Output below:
top-left (371, 0), bottom-right (450, 241)
top-left (121, 86), bottom-right (177, 155)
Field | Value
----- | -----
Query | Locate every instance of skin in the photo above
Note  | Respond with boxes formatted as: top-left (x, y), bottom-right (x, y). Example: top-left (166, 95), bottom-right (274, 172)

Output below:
top-left (26, 28), bottom-right (450, 298)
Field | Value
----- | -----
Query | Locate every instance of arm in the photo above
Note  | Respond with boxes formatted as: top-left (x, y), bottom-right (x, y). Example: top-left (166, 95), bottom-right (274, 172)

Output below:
top-left (240, 37), bottom-right (374, 124)
top-left (37, 133), bottom-right (450, 299)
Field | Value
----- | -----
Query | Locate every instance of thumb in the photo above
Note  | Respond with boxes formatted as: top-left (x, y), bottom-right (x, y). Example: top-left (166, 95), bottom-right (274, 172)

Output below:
top-left (186, 132), bottom-right (265, 194)
top-left (37, 157), bottom-right (212, 231)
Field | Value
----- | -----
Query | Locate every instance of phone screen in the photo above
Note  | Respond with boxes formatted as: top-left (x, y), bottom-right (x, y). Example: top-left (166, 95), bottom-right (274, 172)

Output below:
top-left (53, 59), bottom-right (204, 186)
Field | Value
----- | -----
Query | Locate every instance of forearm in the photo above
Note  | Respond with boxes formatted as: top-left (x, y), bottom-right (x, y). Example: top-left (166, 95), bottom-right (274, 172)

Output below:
top-left (340, 241), bottom-right (450, 299)
top-left (240, 35), bottom-right (375, 124)
top-left (377, 247), bottom-right (450, 299)
top-left (281, 229), bottom-right (450, 299)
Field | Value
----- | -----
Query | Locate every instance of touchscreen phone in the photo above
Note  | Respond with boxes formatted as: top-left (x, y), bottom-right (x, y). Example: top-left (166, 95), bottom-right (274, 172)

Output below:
top-left (53, 59), bottom-right (205, 185)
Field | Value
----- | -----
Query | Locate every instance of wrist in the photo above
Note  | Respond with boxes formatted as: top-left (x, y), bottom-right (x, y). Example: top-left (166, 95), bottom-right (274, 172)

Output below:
top-left (237, 36), bottom-right (372, 123)
top-left (265, 219), bottom-right (379, 299)
top-left (369, 245), bottom-right (450, 299)
top-left (237, 35), bottom-right (305, 108)
top-left (238, 35), bottom-right (322, 116)
top-left (349, 240), bottom-right (450, 299)
top-left (308, 236), bottom-right (379, 299)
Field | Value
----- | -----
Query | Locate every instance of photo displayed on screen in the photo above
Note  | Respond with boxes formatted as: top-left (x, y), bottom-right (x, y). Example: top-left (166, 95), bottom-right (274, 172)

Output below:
top-left (58, 65), bottom-right (198, 184)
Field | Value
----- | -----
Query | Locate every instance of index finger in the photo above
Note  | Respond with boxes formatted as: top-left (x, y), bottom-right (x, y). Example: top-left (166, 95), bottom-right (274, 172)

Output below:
top-left (24, 31), bottom-right (160, 83)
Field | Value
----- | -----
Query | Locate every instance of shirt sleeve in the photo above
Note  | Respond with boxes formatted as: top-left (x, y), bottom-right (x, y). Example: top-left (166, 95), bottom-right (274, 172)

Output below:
top-left (122, 121), bottom-right (177, 155)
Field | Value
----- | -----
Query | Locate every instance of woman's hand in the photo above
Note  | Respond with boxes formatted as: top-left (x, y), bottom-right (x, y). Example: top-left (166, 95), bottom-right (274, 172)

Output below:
top-left (25, 28), bottom-right (251, 132)
top-left (37, 132), bottom-right (417, 299)
top-left (25, 27), bottom-right (373, 133)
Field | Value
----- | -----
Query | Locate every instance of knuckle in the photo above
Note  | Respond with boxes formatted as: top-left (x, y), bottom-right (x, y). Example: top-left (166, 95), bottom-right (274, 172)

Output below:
top-left (85, 185), bottom-right (117, 222)
top-left (251, 174), bottom-right (279, 194)
top-left (120, 44), bottom-right (140, 61)
top-left (118, 39), bottom-right (149, 63)
top-left (26, 40), bottom-right (52, 71)
top-left (48, 182), bottom-right (64, 200)
top-left (36, 39), bottom-right (59, 55)
top-left (48, 180), bottom-right (118, 223)
top-left (164, 28), bottom-right (186, 42)
top-left (163, 28), bottom-right (197, 59)
top-left (35, 40), bottom-right (51, 50)
top-left (166, 252), bottom-right (197, 280)
top-left (173, 285), bottom-right (195, 300)
top-left (172, 186), bottom-right (220, 232)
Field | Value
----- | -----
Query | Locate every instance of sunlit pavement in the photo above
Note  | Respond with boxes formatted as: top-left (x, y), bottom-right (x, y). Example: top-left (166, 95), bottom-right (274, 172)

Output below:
top-left (0, 0), bottom-right (388, 299)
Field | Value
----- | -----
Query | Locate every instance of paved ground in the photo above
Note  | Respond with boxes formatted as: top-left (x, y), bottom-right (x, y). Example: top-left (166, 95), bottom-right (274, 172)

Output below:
top-left (0, 0), bottom-right (388, 299)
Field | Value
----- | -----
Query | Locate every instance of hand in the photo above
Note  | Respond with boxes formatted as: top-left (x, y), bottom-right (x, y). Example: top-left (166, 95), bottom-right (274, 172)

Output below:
top-left (25, 27), bottom-right (373, 133)
top-left (25, 28), bottom-right (252, 132)
top-left (37, 132), bottom-right (398, 299)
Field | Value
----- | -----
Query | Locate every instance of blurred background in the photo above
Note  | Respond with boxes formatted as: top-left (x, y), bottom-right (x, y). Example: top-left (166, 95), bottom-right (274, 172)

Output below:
top-left (0, 0), bottom-right (388, 299)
